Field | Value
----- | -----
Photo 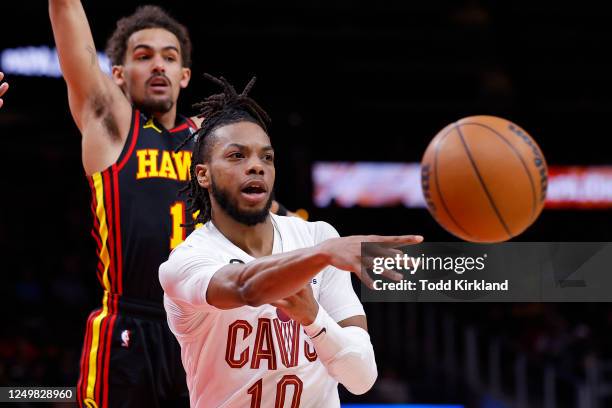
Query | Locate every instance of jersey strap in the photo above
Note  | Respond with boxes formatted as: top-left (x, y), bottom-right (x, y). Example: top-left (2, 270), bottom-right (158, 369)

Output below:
top-left (115, 109), bottom-right (141, 172)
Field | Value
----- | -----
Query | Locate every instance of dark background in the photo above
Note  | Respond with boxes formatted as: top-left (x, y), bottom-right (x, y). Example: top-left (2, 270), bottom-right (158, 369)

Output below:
top-left (1, 1), bottom-right (611, 407)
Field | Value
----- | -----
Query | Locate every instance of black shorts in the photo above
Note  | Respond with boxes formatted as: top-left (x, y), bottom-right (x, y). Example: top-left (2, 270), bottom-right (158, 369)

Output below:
top-left (76, 293), bottom-right (188, 408)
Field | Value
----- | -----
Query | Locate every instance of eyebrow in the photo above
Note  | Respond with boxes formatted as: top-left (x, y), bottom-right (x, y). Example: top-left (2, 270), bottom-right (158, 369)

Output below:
top-left (226, 143), bottom-right (274, 151)
top-left (132, 44), bottom-right (180, 54)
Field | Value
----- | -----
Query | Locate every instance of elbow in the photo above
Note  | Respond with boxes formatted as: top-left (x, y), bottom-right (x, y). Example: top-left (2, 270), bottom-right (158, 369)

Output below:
top-left (332, 346), bottom-right (378, 395)
top-left (345, 363), bottom-right (378, 395)
top-left (235, 265), bottom-right (270, 307)
top-left (238, 282), bottom-right (266, 307)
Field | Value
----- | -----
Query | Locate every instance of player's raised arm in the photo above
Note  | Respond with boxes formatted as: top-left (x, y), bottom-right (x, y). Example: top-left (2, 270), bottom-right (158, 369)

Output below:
top-left (49, 0), bottom-right (131, 173)
top-left (0, 72), bottom-right (8, 109)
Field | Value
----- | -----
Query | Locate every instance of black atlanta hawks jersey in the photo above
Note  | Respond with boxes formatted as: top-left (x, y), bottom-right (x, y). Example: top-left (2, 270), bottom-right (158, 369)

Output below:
top-left (88, 108), bottom-right (197, 303)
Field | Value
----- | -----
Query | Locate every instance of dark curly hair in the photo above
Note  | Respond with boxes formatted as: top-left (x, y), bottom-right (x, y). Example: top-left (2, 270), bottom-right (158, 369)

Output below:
top-left (176, 73), bottom-right (271, 226)
top-left (105, 5), bottom-right (192, 67)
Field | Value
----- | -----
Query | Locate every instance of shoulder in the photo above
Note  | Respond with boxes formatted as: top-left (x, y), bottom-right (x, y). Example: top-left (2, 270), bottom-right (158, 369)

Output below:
top-left (160, 223), bottom-right (226, 283)
top-left (271, 214), bottom-right (339, 245)
top-left (170, 222), bottom-right (222, 258)
top-left (189, 115), bottom-right (204, 129)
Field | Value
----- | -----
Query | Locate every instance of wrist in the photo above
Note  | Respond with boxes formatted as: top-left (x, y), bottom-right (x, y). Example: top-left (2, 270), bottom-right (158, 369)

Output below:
top-left (299, 302), bottom-right (319, 326)
top-left (303, 304), bottom-right (329, 338)
top-left (314, 241), bottom-right (334, 265)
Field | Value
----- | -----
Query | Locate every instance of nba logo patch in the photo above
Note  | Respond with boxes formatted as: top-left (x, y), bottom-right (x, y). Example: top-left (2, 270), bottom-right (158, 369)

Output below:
top-left (121, 329), bottom-right (131, 348)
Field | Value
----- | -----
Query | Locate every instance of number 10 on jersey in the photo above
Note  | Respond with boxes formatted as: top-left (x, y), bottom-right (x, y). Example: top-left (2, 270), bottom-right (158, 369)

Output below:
top-left (248, 375), bottom-right (303, 408)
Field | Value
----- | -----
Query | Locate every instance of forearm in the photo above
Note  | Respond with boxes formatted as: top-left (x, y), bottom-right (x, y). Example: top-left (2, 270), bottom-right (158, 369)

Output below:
top-left (304, 307), bottom-right (377, 395)
top-left (161, 244), bottom-right (333, 310)
top-left (49, 0), bottom-right (106, 105)
top-left (236, 246), bottom-right (330, 306)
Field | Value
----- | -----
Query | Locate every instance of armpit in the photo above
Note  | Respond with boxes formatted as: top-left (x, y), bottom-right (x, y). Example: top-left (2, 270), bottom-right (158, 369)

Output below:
top-left (90, 92), bottom-right (121, 141)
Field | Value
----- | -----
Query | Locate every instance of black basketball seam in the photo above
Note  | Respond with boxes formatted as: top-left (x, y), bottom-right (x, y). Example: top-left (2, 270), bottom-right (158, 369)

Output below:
top-left (455, 124), bottom-right (513, 240)
top-left (460, 121), bottom-right (537, 222)
top-left (433, 125), bottom-right (473, 240)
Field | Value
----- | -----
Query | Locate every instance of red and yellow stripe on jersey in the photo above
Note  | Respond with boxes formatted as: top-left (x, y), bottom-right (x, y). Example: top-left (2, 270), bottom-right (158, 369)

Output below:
top-left (88, 146), bottom-right (132, 295)
top-left (77, 158), bottom-right (130, 407)
top-left (77, 293), bottom-right (117, 408)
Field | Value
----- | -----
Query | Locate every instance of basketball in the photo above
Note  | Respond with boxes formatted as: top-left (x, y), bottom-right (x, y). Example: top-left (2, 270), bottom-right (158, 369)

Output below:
top-left (421, 116), bottom-right (548, 242)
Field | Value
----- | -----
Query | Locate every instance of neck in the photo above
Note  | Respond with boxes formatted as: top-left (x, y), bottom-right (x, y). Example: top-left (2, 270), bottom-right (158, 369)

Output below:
top-left (153, 106), bottom-right (178, 130)
top-left (211, 207), bottom-right (274, 258)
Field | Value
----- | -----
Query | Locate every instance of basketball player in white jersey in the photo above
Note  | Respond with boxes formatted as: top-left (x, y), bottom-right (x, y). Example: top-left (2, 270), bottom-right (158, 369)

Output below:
top-left (160, 74), bottom-right (423, 407)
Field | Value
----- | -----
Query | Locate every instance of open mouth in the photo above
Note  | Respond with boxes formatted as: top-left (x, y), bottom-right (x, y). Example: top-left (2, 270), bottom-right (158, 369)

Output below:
top-left (240, 181), bottom-right (268, 204)
top-left (148, 77), bottom-right (170, 90)
top-left (242, 185), bottom-right (266, 194)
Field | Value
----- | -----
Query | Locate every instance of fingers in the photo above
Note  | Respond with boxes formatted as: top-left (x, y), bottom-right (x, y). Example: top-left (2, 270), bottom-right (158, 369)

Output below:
top-left (0, 81), bottom-right (8, 98)
top-left (332, 234), bottom-right (423, 290)
top-left (363, 244), bottom-right (403, 258)
top-left (1, 72), bottom-right (9, 108)
top-left (356, 264), bottom-right (406, 290)
top-left (360, 256), bottom-right (403, 281)
top-left (380, 268), bottom-right (403, 281)
top-left (357, 238), bottom-right (422, 288)
top-left (356, 268), bottom-right (376, 289)
top-left (367, 235), bottom-right (424, 244)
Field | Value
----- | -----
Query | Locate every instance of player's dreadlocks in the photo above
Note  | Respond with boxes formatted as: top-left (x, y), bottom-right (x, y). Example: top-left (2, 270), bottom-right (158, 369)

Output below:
top-left (177, 73), bottom-right (271, 226)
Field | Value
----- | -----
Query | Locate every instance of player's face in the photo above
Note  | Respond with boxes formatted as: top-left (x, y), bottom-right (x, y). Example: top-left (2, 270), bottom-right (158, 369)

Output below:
top-left (113, 28), bottom-right (191, 115)
top-left (200, 121), bottom-right (275, 226)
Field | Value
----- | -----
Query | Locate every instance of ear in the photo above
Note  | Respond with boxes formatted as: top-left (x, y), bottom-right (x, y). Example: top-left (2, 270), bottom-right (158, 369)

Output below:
top-left (180, 67), bottom-right (191, 89)
top-left (112, 65), bottom-right (125, 88)
top-left (195, 163), bottom-right (210, 188)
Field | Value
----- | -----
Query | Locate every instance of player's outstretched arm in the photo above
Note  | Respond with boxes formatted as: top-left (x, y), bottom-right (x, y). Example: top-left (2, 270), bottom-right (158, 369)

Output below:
top-left (49, 0), bottom-right (131, 174)
top-left (0, 72), bottom-right (8, 109)
top-left (160, 234), bottom-right (423, 310)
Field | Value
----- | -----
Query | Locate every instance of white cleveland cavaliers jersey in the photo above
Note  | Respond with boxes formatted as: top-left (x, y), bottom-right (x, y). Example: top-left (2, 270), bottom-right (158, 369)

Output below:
top-left (160, 214), bottom-right (365, 408)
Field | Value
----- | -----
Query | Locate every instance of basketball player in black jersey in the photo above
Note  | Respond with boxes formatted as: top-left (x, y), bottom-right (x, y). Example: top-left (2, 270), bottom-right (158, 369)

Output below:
top-left (0, 71), bottom-right (8, 109)
top-left (49, 3), bottom-right (289, 407)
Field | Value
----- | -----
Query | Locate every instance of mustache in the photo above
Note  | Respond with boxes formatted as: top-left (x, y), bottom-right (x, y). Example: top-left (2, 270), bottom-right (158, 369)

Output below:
top-left (145, 73), bottom-right (172, 87)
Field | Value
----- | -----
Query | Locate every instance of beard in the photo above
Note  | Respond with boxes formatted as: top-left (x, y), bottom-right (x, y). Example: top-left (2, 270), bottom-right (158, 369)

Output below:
top-left (211, 177), bottom-right (273, 226)
top-left (136, 73), bottom-right (174, 114)
top-left (138, 96), bottom-right (174, 114)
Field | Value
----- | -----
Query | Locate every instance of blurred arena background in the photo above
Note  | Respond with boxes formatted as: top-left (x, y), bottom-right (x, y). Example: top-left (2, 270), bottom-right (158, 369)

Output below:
top-left (1, 1), bottom-right (611, 407)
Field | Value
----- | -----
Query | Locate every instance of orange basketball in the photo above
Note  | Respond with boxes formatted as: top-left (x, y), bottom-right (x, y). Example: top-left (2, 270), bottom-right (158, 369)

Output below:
top-left (421, 116), bottom-right (548, 242)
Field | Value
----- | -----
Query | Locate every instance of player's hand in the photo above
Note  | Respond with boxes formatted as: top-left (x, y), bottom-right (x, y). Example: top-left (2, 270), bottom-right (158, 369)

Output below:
top-left (0, 72), bottom-right (8, 109)
top-left (270, 285), bottom-right (319, 326)
top-left (317, 234), bottom-right (424, 289)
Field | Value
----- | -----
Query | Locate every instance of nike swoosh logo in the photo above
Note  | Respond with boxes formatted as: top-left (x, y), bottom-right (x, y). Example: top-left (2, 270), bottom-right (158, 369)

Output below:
top-left (311, 328), bottom-right (326, 339)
